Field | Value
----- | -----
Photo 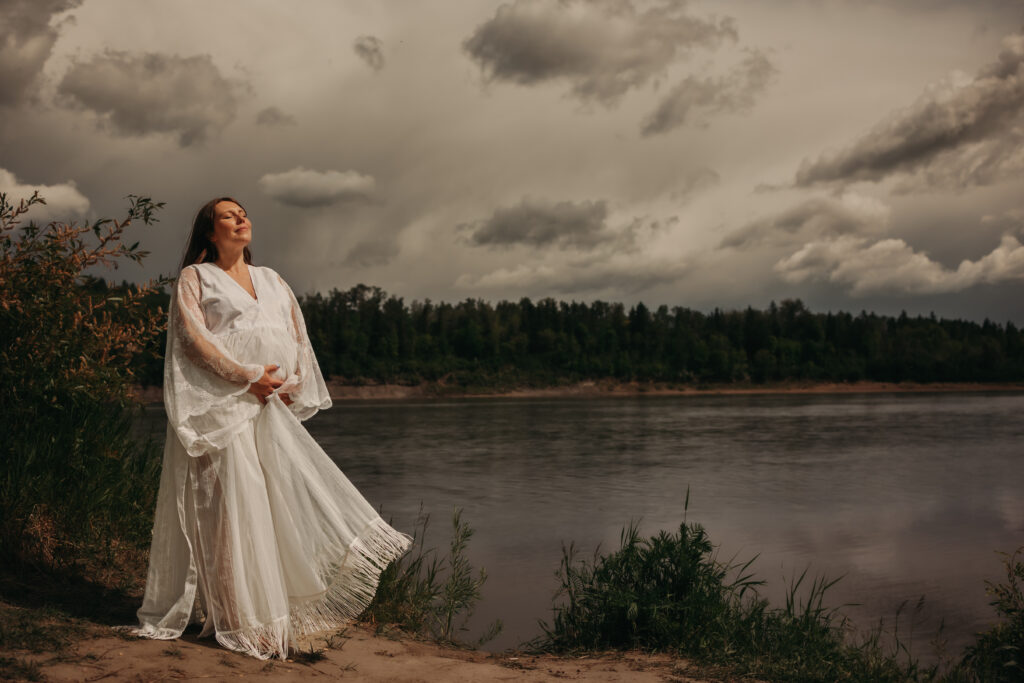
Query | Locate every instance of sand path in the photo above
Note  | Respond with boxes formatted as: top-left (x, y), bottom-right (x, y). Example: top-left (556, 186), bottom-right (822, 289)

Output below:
top-left (19, 623), bottom-right (714, 682)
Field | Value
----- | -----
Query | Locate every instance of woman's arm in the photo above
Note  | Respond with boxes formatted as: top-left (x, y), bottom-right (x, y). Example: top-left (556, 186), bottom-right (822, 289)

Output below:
top-left (172, 266), bottom-right (265, 385)
top-left (273, 271), bottom-right (332, 417)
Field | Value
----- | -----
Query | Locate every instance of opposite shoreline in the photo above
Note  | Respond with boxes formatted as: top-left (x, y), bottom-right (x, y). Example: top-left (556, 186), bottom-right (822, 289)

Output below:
top-left (131, 380), bottom-right (1024, 404)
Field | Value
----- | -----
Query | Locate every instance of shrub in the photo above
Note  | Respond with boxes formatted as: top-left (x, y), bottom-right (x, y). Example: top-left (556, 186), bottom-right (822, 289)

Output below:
top-left (0, 191), bottom-right (166, 573)
top-left (536, 506), bottom-right (937, 682)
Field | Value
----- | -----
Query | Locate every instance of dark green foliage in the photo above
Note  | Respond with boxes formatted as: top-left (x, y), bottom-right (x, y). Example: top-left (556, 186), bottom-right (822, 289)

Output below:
top-left (539, 521), bottom-right (754, 652)
top-left (951, 548), bottom-right (1024, 682)
top-left (0, 192), bottom-right (164, 570)
top-left (361, 508), bottom-right (501, 646)
top-left (131, 284), bottom-right (1024, 389)
top-left (245, 286), bottom-right (1024, 389)
top-left (536, 513), bottom-right (940, 682)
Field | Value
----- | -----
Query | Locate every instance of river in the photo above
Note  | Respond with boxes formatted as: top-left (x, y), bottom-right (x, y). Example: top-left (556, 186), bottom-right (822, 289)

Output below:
top-left (138, 391), bottom-right (1024, 658)
top-left (304, 391), bottom-right (1024, 657)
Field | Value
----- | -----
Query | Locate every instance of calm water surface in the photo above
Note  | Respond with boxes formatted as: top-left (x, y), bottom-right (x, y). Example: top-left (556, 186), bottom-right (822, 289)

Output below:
top-left (303, 392), bottom-right (1024, 655)
top-left (139, 392), bottom-right (1023, 656)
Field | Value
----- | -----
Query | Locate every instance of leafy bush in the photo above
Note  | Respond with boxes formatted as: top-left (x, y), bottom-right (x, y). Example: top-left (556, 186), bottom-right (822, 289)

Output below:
top-left (536, 506), bottom-right (937, 682)
top-left (0, 192), bottom-right (165, 572)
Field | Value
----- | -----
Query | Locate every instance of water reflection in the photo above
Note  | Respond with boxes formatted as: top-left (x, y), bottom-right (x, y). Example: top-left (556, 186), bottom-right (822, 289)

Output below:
top-left (137, 392), bottom-right (1024, 656)
top-left (305, 392), bottom-right (1024, 655)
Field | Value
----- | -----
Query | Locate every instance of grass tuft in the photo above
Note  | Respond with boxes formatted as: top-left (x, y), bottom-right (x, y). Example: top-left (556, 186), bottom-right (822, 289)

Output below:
top-left (0, 655), bottom-right (43, 682)
top-left (292, 643), bottom-right (327, 664)
top-left (361, 507), bottom-right (502, 646)
top-left (534, 507), bottom-right (940, 682)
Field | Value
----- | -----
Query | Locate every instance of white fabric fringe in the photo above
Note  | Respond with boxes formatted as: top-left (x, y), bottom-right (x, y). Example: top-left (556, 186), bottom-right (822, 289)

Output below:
top-left (289, 519), bottom-right (412, 637)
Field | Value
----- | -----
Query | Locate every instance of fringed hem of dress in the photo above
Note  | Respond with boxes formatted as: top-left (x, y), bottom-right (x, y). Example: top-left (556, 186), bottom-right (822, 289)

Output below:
top-left (290, 518), bottom-right (413, 636)
top-left (212, 520), bottom-right (411, 659)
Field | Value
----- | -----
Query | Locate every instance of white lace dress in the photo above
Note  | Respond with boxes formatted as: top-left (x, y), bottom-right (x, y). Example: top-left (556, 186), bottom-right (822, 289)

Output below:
top-left (132, 262), bottom-right (411, 659)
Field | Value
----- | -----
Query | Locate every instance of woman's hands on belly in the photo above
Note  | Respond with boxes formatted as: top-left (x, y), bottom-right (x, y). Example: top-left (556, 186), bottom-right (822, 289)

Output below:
top-left (247, 364), bottom-right (293, 405)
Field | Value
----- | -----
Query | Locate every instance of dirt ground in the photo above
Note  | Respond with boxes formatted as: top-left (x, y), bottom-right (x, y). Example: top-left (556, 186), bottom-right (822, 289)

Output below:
top-left (11, 621), bottom-right (719, 682)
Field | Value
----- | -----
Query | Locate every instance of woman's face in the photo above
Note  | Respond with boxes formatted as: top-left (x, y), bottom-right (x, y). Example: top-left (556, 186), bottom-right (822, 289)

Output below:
top-left (209, 200), bottom-right (252, 252)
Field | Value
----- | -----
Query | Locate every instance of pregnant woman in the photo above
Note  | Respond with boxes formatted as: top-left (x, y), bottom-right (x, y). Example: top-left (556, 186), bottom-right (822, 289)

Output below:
top-left (132, 197), bottom-right (411, 659)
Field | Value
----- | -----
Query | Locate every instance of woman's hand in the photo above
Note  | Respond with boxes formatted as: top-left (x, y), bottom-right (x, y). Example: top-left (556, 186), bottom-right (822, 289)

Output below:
top-left (248, 364), bottom-right (284, 405)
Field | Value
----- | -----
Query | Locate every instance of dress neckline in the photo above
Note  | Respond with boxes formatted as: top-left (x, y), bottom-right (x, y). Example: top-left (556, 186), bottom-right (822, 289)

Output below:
top-left (203, 262), bottom-right (259, 302)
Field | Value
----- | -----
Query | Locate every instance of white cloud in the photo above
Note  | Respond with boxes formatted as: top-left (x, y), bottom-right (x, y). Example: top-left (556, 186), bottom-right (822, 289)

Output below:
top-left (258, 167), bottom-right (375, 207)
top-left (456, 253), bottom-right (690, 296)
top-left (775, 233), bottom-right (1024, 295)
top-left (0, 168), bottom-right (89, 221)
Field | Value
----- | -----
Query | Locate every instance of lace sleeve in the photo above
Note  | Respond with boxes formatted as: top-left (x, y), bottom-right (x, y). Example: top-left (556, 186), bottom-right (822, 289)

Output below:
top-left (274, 272), bottom-right (332, 420)
top-left (163, 267), bottom-right (265, 457)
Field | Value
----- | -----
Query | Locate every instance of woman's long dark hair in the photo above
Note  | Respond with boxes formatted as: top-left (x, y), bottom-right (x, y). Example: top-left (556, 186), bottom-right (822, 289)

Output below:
top-left (179, 196), bottom-right (254, 271)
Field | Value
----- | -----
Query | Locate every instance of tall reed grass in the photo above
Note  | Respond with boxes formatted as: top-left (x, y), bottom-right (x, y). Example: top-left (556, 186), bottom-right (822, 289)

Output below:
top-left (535, 502), bottom-right (1024, 682)
top-left (534, 506), bottom-right (933, 681)
top-left (361, 508), bottom-right (502, 646)
top-left (946, 547), bottom-right (1024, 682)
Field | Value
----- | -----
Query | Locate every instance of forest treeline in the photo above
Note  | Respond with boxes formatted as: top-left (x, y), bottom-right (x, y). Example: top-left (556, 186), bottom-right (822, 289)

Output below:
top-left (128, 283), bottom-right (1024, 387)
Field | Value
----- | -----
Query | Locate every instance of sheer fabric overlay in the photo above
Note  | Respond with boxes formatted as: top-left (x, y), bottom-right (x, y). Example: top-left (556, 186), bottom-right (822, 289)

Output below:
top-left (133, 263), bottom-right (411, 659)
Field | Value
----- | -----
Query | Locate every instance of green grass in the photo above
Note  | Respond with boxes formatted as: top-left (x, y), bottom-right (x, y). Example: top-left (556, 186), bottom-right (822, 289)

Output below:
top-left (534, 500), bottom-right (1024, 683)
top-left (361, 507), bottom-right (502, 646)
top-left (945, 547), bottom-right (1024, 682)
top-left (533, 512), bottom-right (935, 681)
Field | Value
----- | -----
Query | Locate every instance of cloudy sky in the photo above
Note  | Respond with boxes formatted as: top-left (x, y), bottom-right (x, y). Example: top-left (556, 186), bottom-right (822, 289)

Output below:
top-left (3, 0), bottom-right (1024, 322)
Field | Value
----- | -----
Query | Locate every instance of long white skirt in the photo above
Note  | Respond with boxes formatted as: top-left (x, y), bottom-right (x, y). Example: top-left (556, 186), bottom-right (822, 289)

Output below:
top-left (133, 394), bottom-right (411, 659)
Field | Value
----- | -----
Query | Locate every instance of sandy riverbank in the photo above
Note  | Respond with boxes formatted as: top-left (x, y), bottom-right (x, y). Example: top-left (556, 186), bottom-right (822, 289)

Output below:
top-left (6, 614), bottom-right (715, 682)
top-left (131, 379), bottom-right (1024, 404)
top-left (324, 379), bottom-right (1024, 400)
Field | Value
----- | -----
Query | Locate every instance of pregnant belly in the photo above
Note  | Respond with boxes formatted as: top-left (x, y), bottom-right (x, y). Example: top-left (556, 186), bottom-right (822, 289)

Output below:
top-left (221, 327), bottom-right (298, 381)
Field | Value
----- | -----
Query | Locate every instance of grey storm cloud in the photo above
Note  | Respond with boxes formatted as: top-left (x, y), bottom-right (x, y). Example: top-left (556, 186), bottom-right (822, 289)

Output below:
top-left (255, 106), bottom-right (296, 126)
top-left (0, 0), bottom-right (81, 106)
top-left (795, 32), bottom-right (1024, 189)
top-left (353, 35), bottom-right (385, 71)
top-left (258, 167), bottom-right (376, 208)
top-left (458, 254), bottom-right (691, 295)
top-left (344, 239), bottom-right (399, 268)
top-left (671, 167), bottom-right (720, 201)
top-left (464, 198), bottom-right (612, 249)
top-left (721, 193), bottom-right (890, 249)
top-left (462, 0), bottom-right (737, 105)
top-left (57, 50), bottom-right (241, 147)
top-left (641, 49), bottom-right (776, 136)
